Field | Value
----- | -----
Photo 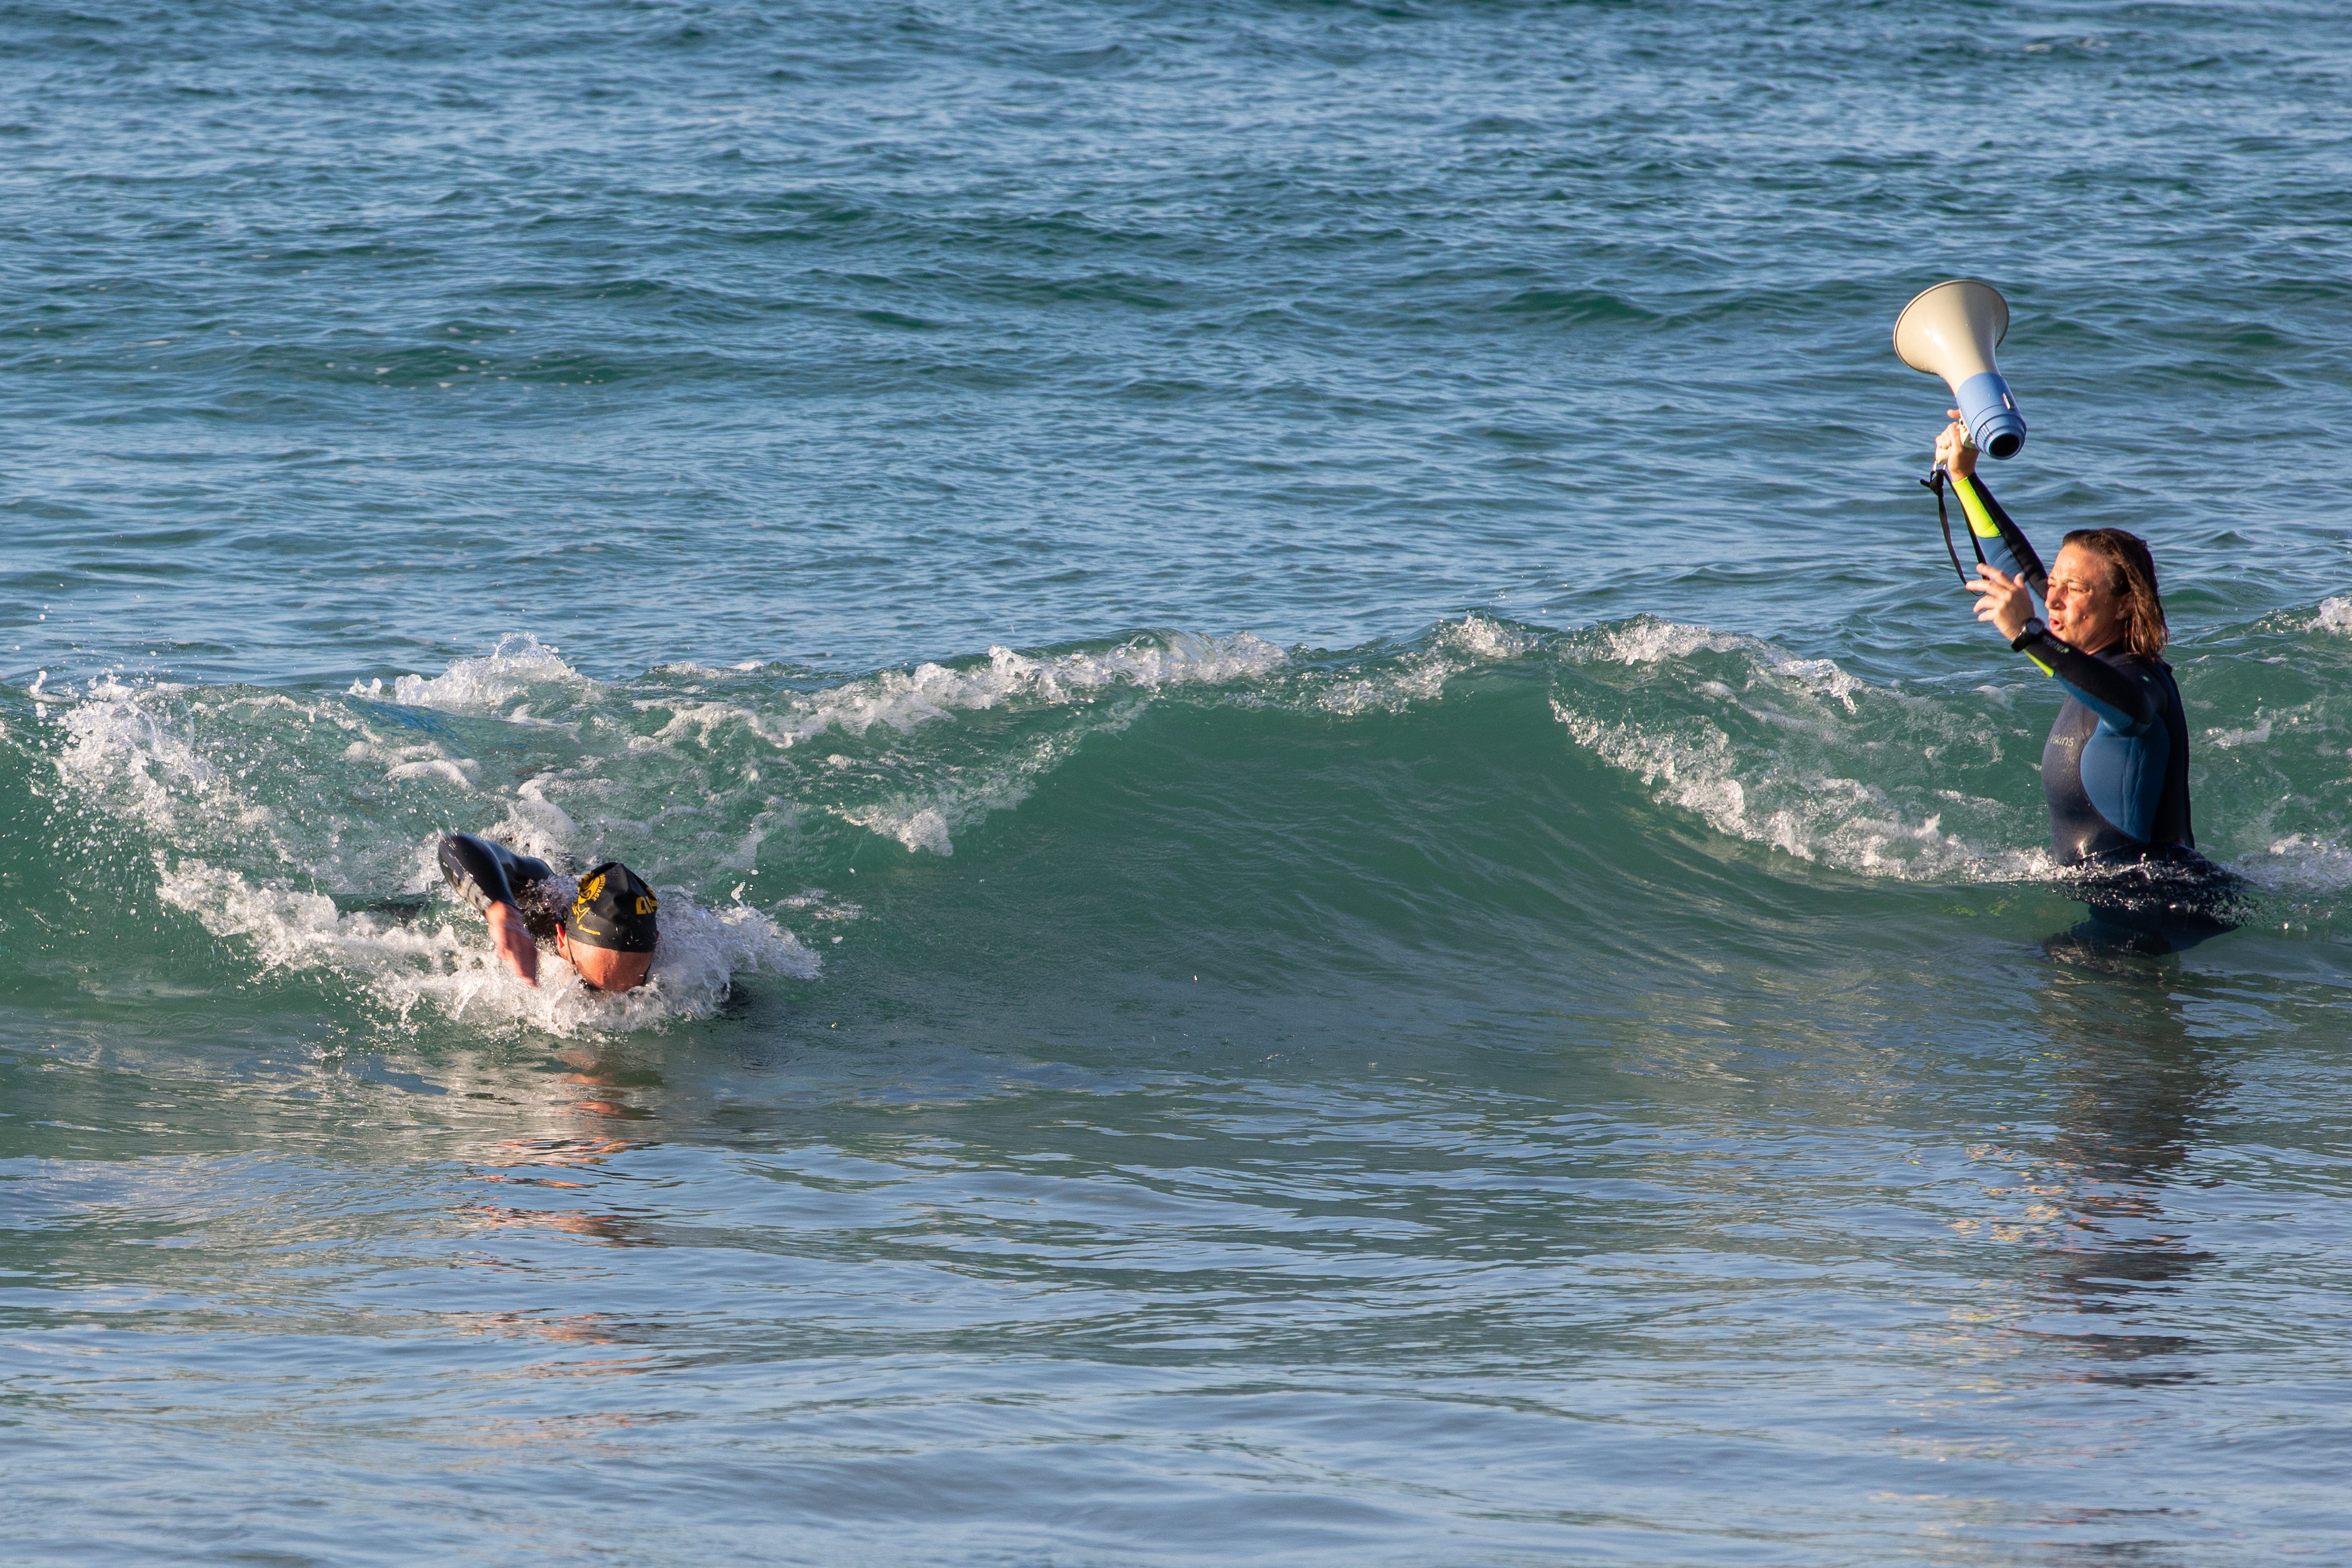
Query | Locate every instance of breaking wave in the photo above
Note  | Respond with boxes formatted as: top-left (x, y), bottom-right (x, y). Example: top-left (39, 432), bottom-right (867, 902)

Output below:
top-left (19, 602), bottom-right (2352, 1036)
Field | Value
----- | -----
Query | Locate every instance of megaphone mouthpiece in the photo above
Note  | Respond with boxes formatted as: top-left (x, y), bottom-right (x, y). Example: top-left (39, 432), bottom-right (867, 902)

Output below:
top-left (1953, 371), bottom-right (2025, 460)
top-left (1895, 279), bottom-right (2027, 459)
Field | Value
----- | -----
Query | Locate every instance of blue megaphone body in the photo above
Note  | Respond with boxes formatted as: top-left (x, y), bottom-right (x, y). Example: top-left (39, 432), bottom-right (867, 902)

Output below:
top-left (1894, 279), bottom-right (2027, 459)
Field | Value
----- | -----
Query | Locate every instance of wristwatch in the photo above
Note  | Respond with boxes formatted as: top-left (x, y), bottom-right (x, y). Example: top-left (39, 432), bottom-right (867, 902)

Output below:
top-left (2011, 617), bottom-right (2047, 651)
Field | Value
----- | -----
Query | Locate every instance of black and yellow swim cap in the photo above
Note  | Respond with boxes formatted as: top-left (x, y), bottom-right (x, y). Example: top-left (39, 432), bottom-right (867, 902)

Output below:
top-left (565, 863), bottom-right (659, 953)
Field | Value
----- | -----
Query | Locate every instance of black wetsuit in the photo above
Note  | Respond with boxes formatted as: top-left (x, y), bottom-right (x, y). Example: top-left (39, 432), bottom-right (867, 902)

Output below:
top-left (2025, 640), bottom-right (2195, 865)
top-left (438, 833), bottom-right (568, 943)
top-left (1950, 474), bottom-right (2197, 865)
top-left (1949, 474), bottom-right (2232, 941)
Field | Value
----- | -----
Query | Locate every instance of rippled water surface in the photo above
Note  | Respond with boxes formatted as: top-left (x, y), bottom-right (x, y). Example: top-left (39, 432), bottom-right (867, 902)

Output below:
top-left (6, 2), bottom-right (2352, 1563)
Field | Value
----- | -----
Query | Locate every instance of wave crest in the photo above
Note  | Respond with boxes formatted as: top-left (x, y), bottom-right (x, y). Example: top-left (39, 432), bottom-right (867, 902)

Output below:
top-left (1551, 618), bottom-right (2042, 881)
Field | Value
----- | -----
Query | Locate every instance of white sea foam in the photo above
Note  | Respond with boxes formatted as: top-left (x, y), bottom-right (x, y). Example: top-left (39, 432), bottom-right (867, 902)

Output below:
top-left (1550, 618), bottom-right (2044, 882)
top-left (499, 778), bottom-right (580, 855)
top-left (2234, 834), bottom-right (2352, 896)
top-left (1577, 618), bottom-right (1752, 667)
top-left (1316, 614), bottom-right (1531, 715)
top-left (57, 677), bottom-right (255, 842)
top-left (348, 633), bottom-right (589, 713)
top-left (1442, 614), bottom-right (1533, 661)
top-left (2315, 598), bottom-right (2352, 635)
top-left (758, 633), bottom-right (1286, 748)
top-left (2207, 719), bottom-right (2274, 750)
top-left (778, 888), bottom-right (863, 923)
top-left (54, 677), bottom-right (463, 894)
top-left (715, 803), bottom-right (803, 873)
top-left (1320, 659), bottom-right (1452, 717)
top-left (1553, 701), bottom-right (2032, 879)
top-left (591, 632), bottom-right (1284, 856)
top-left (841, 801), bottom-right (955, 855)
top-left (385, 757), bottom-right (480, 787)
top-left (1572, 618), bottom-right (1862, 711)
top-left (366, 627), bottom-right (1280, 755)
top-left (829, 718), bottom-right (1120, 855)
top-left (1772, 657), bottom-right (1864, 712)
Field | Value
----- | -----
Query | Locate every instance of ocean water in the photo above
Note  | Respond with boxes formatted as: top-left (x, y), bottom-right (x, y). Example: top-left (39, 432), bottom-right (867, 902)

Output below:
top-left (7, 1), bottom-right (2352, 1562)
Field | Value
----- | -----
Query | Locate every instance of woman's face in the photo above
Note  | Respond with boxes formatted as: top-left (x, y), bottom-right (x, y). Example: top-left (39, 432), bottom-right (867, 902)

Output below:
top-left (2046, 542), bottom-right (2125, 651)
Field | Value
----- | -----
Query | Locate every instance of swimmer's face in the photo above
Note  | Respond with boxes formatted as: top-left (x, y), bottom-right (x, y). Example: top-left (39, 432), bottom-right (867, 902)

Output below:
top-left (553, 925), bottom-right (655, 993)
top-left (2047, 542), bottom-right (2125, 653)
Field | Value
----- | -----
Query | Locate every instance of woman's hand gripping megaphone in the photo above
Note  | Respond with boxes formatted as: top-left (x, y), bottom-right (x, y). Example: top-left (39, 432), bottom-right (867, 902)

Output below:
top-left (1934, 411), bottom-right (1977, 480)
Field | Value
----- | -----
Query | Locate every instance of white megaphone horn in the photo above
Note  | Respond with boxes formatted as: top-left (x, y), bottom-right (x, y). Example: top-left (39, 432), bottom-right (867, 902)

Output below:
top-left (1894, 279), bottom-right (2027, 460)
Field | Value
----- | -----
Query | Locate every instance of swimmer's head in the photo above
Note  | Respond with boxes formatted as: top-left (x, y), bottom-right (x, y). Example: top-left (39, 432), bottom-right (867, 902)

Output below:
top-left (555, 862), bottom-right (659, 993)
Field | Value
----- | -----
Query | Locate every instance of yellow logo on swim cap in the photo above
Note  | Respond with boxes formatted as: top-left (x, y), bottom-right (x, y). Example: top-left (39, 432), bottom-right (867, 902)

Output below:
top-left (574, 872), bottom-right (605, 915)
top-left (635, 894), bottom-right (657, 915)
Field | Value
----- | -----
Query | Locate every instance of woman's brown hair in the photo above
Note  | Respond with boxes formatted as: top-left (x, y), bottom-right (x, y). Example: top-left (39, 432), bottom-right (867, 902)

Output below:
top-left (2060, 527), bottom-right (2168, 660)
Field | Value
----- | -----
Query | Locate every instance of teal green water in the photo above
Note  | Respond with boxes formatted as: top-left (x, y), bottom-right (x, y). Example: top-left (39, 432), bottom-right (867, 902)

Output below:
top-left (8, 2), bottom-right (2352, 1563)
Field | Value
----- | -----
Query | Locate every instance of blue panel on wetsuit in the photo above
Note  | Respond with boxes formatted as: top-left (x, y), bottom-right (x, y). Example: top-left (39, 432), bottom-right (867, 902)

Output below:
top-left (2034, 650), bottom-right (2195, 865)
top-left (2078, 713), bottom-right (2166, 845)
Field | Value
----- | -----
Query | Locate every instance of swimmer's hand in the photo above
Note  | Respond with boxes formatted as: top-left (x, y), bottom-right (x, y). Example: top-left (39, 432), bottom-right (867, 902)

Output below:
top-left (1967, 560), bottom-right (2035, 641)
top-left (487, 901), bottom-right (540, 987)
top-left (1935, 413), bottom-right (1976, 480)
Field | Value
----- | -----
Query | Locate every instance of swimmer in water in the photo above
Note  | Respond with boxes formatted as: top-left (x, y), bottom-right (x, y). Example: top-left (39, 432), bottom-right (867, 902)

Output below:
top-left (437, 832), bottom-right (659, 992)
top-left (1937, 416), bottom-right (2234, 944)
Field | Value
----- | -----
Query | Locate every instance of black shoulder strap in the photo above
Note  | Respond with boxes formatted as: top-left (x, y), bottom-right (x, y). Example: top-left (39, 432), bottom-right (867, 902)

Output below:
top-left (1921, 468), bottom-right (1984, 587)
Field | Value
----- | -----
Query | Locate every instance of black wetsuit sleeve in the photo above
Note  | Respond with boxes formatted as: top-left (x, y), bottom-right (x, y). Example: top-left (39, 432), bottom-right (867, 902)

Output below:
top-left (438, 834), bottom-right (563, 938)
top-left (2012, 632), bottom-right (2161, 734)
top-left (1950, 473), bottom-right (2048, 597)
top-left (439, 833), bottom-right (519, 913)
top-left (1952, 474), bottom-right (2157, 730)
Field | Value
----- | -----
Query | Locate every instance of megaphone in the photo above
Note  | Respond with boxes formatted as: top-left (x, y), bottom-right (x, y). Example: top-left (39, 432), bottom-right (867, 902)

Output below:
top-left (1894, 279), bottom-right (2027, 459)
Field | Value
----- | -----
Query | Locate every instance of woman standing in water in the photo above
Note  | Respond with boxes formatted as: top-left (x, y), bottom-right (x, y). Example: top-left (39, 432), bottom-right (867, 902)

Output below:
top-left (1937, 417), bottom-right (2231, 943)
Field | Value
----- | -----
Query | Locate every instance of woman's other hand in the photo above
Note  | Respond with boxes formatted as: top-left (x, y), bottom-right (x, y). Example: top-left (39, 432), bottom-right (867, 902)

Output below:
top-left (1967, 561), bottom-right (2035, 641)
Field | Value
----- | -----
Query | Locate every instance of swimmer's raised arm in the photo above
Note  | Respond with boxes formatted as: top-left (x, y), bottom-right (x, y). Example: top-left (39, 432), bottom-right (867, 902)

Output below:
top-left (486, 904), bottom-right (539, 987)
top-left (437, 832), bottom-right (546, 986)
